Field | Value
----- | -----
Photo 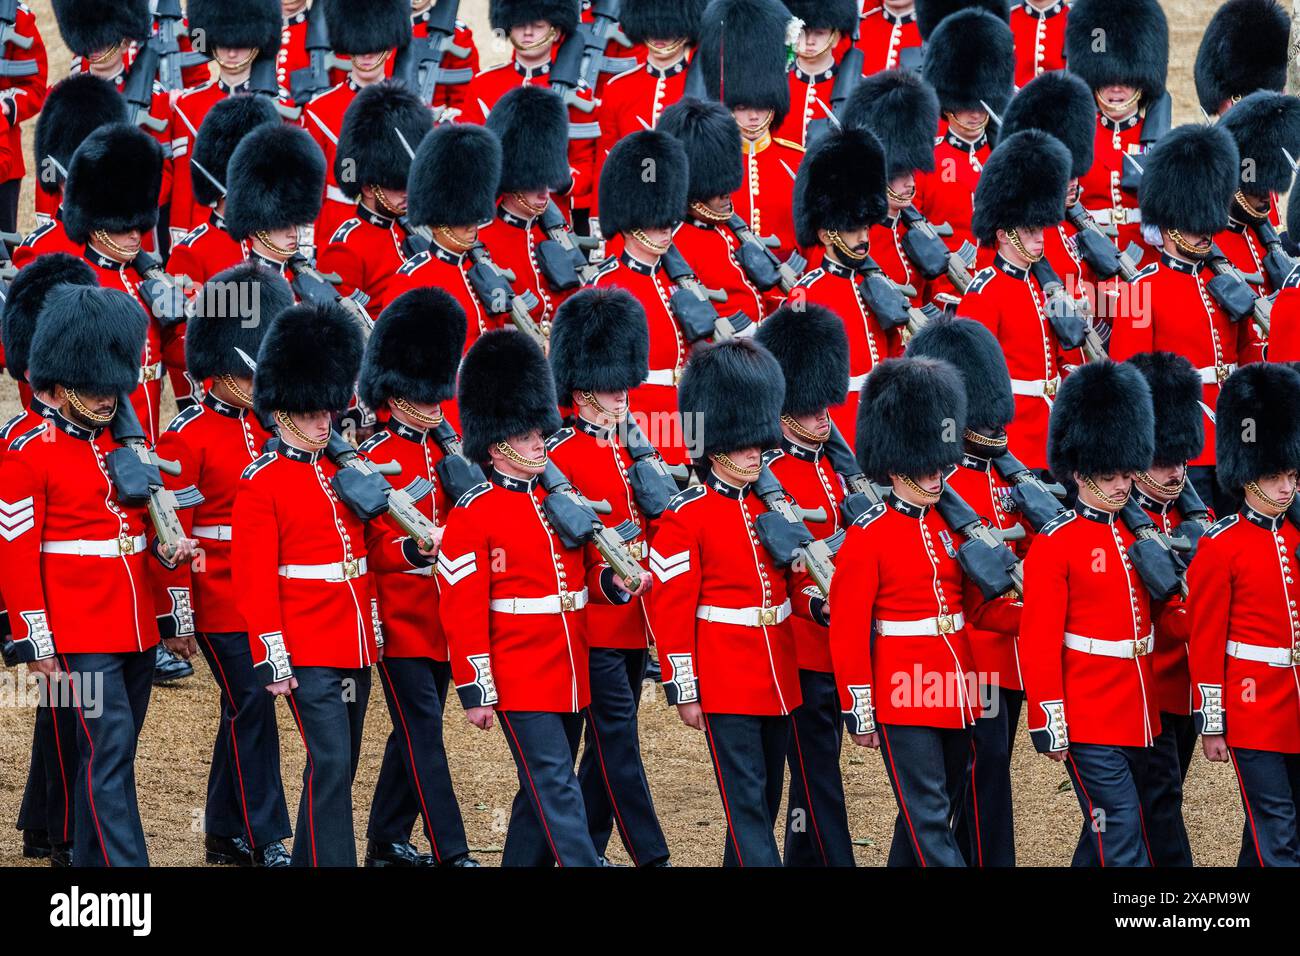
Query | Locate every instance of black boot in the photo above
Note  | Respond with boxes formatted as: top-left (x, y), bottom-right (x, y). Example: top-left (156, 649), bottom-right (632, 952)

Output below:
top-left (205, 833), bottom-right (255, 866)
top-left (154, 644), bottom-right (194, 684)
top-left (441, 854), bottom-right (482, 867)
top-left (22, 830), bottom-right (51, 859)
top-left (49, 843), bottom-right (72, 868)
top-left (364, 840), bottom-right (436, 867)
top-left (253, 840), bottom-right (291, 867)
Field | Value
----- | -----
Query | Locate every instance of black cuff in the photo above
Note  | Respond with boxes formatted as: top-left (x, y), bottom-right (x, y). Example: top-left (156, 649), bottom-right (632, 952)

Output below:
top-left (1029, 727), bottom-right (1061, 754)
top-left (809, 596), bottom-right (830, 628)
top-left (402, 538), bottom-right (434, 568)
top-left (253, 659), bottom-right (292, 686)
top-left (151, 539), bottom-right (180, 570)
top-left (457, 682), bottom-right (492, 710)
top-left (600, 567), bottom-right (633, 604)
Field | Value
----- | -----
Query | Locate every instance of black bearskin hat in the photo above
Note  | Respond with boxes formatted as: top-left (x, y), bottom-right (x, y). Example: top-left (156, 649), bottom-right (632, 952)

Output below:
top-left (1065, 0), bottom-right (1168, 102)
top-left (620, 0), bottom-right (707, 44)
top-left (323, 0), bottom-right (411, 54)
top-left (186, 261), bottom-right (295, 383)
top-left (335, 82), bottom-right (433, 200)
top-left (458, 330), bottom-right (563, 463)
top-left (698, 0), bottom-right (795, 129)
top-left (188, 0), bottom-right (282, 54)
top-left (678, 338), bottom-right (784, 460)
top-left (1195, 0), bottom-right (1290, 117)
top-left (1220, 91), bottom-right (1300, 198)
top-left (28, 285), bottom-right (148, 397)
top-left (753, 302), bottom-right (849, 416)
top-left (922, 8), bottom-right (1015, 116)
top-left (1001, 71), bottom-right (1096, 180)
top-left (658, 98), bottom-right (743, 202)
top-left (793, 126), bottom-right (889, 248)
top-left (916, 0), bottom-right (1009, 40)
top-left (253, 302), bottom-right (365, 417)
top-left (489, 0), bottom-right (580, 35)
top-left (598, 129), bottom-right (689, 236)
top-left (856, 357), bottom-right (967, 483)
top-left (1124, 352), bottom-right (1205, 468)
top-left (1047, 360), bottom-right (1154, 483)
top-left (842, 70), bottom-right (940, 177)
top-left (2, 254), bottom-right (97, 383)
top-left (191, 95), bottom-right (280, 209)
top-left (62, 123), bottom-right (162, 245)
top-left (549, 288), bottom-right (650, 401)
top-left (487, 85), bottom-right (571, 195)
top-left (1215, 363), bottom-right (1300, 491)
top-left (34, 74), bottom-right (126, 196)
top-left (407, 124), bottom-right (501, 228)
top-left (226, 123), bottom-right (326, 239)
top-left (784, 0), bottom-right (860, 34)
top-left (972, 129), bottom-right (1071, 245)
top-left (1138, 124), bottom-right (1240, 236)
top-left (52, 0), bottom-right (149, 56)
top-left (359, 289), bottom-right (468, 410)
top-left (905, 315), bottom-right (1014, 432)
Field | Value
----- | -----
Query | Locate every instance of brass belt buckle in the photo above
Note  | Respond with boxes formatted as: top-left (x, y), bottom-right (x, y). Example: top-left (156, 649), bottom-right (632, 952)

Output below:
top-left (1134, 635), bottom-right (1151, 657)
top-left (118, 534), bottom-right (135, 556)
top-left (1043, 378), bottom-right (1059, 399)
top-left (759, 606), bottom-right (777, 626)
top-left (141, 364), bottom-right (158, 383)
top-left (560, 592), bottom-right (575, 612)
top-left (937, 614), bottom-right (955, 634)
top-left (672, 367), bottom-right (683, 386)
top-left (1291, 644), bottom-right (1300, 666)
top-left (1216, 364), bottom-right (1230, 384)
top-left (342, 558), bottom-right (359, 580)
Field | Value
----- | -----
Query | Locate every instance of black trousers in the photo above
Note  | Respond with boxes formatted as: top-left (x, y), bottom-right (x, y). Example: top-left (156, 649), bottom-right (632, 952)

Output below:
top-left (16, 674), bottom-right (79, 846)
top-left (577, 647), bottom-right (669, 866)
top-left (1065, 743), bottom-right (1154, 867)
top-left (1231, 747), bottom-right (1300, 866)
top-left (703, 712), bottom-right (790, 867)
top-left (1142, 713), bottom-right (1195, 866)
top-left (499, 710), bottom-right (600, 867)
top-left (197, 631), bottom-right (291, 848)
top-left (367, 657), bottom-right (470, 863)
top-left (957, 686), bottom-right (1023, 867)
top-left (878, 723), bottom-right (972, 867)
top-left (285, 665), bottom-right (371, 867)
top-left (60, 649), bottom-right (155, 867)
top-left (784, 669), bottom-right (855, 866)
top-left (0, 177), bottom-right (19, 234)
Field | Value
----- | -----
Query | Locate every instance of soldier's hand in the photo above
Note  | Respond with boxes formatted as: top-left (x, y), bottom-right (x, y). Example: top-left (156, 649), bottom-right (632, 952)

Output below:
top-left (266, 676), bottom-right (298, 696)
top-left (162, 537), bottom-right (200, 565)
top-left (1045, 749), bottom-right (1068, 762)
top-left (1202, 734), bottom-right (1229, 763)
top-left (617, 571), bottom-right (652, 598)
top-left (676, 702), bottom-right (704, 731)
top-left (163, 636), bottom-right (197, 660)
top-left (416, 526), bottom-right (445, 559)
top-left (27, 657), bottom-right (57, 677)
top-left (850, 731), bottom-right (879, 749)
top-left (466, 705), bottom-right (495, 730)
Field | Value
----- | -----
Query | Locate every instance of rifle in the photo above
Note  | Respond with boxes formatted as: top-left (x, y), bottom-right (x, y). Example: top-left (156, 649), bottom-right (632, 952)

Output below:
top-left (1030, 259), bottom-right (1106, 362)
top-left (151, 0), bottom-right (207, 92)
top-left (1119, 497), bottom-right (1190, 601)
top-left (105, 394), bottom-right (204, 558)
top-left (430, 418), bottom-right (488, 504)
top-left (122, 40), bottom-right (168, 135)
top-left (752, 465), bottom-right (843, 598)
top-left (897, 206), bottom-right (977, 292)
top-left (0, 0), bottom-right (36, 78)
top-left (989, 449), bottom-right (1068, 532)
top-left (549, 0), bottom-right (630, 139)
top-left (1203, 243), bottom-right (1272, 337)
top-left (464, 244), bottom-right (548, 348)
top-left (856, 256), bottom-right (942, 338)
top-left (1172, 480), bottom-right (1214, 560)
top-left (539, 460), bottom-right (646, 591)
top-left (535, 200), bottom-right (591, 290)
top-left (724, 213), bottom-right (806, 293)
top-left (821, 421), bottom-right (885, 524)
top-left (133, 251), bottom-right (191, 330)
top-left (323, 432), bottom-right (440, 550)
top-left (1119, 91), bottom-right (1171, 192)
top-left (621, 418), bottom-right (689, 519)
top-left (935, 482), bottom-right (1026, 600)
top-left (1245, 215), bottom-right (1299, 291)
top-left (804, 45), bottom-right (865, 148)
top-left (289, 0), bottom-right (349, 105)
top-left (1064, 202), bottom-right (1145, 282)
top-left (0, 228), bottom-right (19, 295)
top-left (285, 254), bottom-right (375, 335)
top-left (391, 0), bottom-right (473, 107)
top-left (248, 55), bottom-right (303, 121)
top-left (661, 244), bottom-right (753, 342)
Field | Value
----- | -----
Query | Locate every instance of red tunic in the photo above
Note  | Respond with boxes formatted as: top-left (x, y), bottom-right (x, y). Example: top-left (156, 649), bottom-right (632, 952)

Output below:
top-left (163, 78), bottom-right (247, 241)
top-left (165, 212), bottom-right (243, 289)
top-left (916, 130), bottom-right (991, 261)
top-left (388, 242), bottom-right (493, 351)
top-left (1268, 264), bottom-right (1300, 363)
top-left (476, 204), bottom-right (576, 330)
top-left (1136, 489), bottom-right (1197, 717)
top-left (410, 9), bottom-right (479, 112)
top-left (855, 5), bottom-right (921, 75)
top-left (317, 204), bottom-right (410, 320)
top-left (1214, 212), bottom-right (1280, 297)
top-left (1009, 1), bottom-right (1068, 88)
top-left (11, 216), bottom-right (79, 269)
top-left (273, 7), bottom-right (347, 105)
top-left (0, 2), bottom-right (47, 184)
top-left (733, 133), bottom-right (805, 262)
top-left (593, 59), bottom-right (689, 214)
top-left (868, 214), bottom-right (924, 306)
top-left (782, 63), bottom-right (838, 150)
top-left (1077, 110), bottom-right (1151, 254)
top-left (300, 78), bottom-right (361, 248)
top-left (671, 215), bottom-right (770, 324)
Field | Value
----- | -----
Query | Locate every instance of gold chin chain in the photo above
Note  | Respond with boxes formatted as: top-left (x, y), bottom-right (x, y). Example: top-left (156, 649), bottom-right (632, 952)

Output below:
top-left (512, 192), bottom-right (548, 216)
top-left (800, 30), bottom-right (840, 62)
top-left (631, 229), bottom-right (671, 255)
top-left (275, 410), bottom-right (329, 448)
top-left (92, 230), bottom-right (136, 261)
top-left (65, 389), bottom-right (115, 425)
top-left (1095, 89), bottom-right (1142, 117)
top-left (646, 37), bottom-right (687, 57)
top-left (739, 111), bottom-right (775, 138)
top-left (963, 428), bottom-right (1008, 451)
top-left (946, 111), bottom-right (988, 136)
top-left (254, 230), bottom-right (296, 257)
top-left (887, 184), bottom-right (915, 204)
top-left (218, 374), bottom-right (254, 408)
top-left (1081, 474), bottom-right (1131, 509)
top-left (89, 43), bottom-right (123, 66)
top-left (510, 27), bottom-right (557, 52)
top-left (781, 414), bottom-right (829, 444)
top-left (689, 200), bottom-right (732, 223)
top-left (1135, 469), bottom-right (1185, 500)
top-left (581, 391), bottom-right (627, 423)
top-left (1168, 229), bottom-right (1210, 260)
top-left (221, 48), bottom-right (260, 72)
top-left (1006, 229), bottom-right (1044, 264)
top-left (392, 396), bottom-right (443, 426)
top-left (374, 186), bottom-right (405, 217)
top-left (1246, 480), bottom-right (1297, 511)
top-left (712, 452), bottom-right (761, 479)
top-left (1233, 191), bottom-right (1270, 223)
top-left (435, 225), bottom-right (476, 252)
top-left (899, 473), bottom-right (942, 503)
top-left (827, 230), bottom-right (868, 261)
top-left (495, 441), bottom-right (547, 469)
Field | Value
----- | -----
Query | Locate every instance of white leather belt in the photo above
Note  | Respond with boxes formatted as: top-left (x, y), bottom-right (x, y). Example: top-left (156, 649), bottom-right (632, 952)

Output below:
top-left (1087, 206), bottom-right (1141, 226)
top-left (325, 184), bottom-right (350, 204)
top-left (875, 613), bottom-right (966, 636)
top-left (41, 534), bottom-right (147, 557)
top-left (192, 524), bottom-right (232, 541)
top-left (489, 588), bottom-right (589, 614)
top-left (139, 361), bottom-right (163, 384)
top-left (644, 367), bottom-right (680, 387)
top-left (1227, 640), bottom-right (1300, 667)
top-left (1064, 630), bottom-right (1154, 659)
top-left (848, 372), bottom-right (869, 392)
top-left (696, 599), bottom-right (792, 627)
top-left (403, 565), bottom-right (435, 577)
top-left (1197, 364), bottom-right (1235, 385)
top-left (278, 557), bottom-right (368, 581)
top-left (1010, 376), bottom-right (1060, 399)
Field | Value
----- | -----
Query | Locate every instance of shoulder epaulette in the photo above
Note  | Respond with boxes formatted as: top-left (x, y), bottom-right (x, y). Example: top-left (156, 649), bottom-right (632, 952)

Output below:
top-left (668, 484), bottom-right (707, 511)
top-left (20, 220), bottom-right (55, 246)
top-left (545, 427), bottom-right (575, 451)
top-left (1282, 263), bottom-right (1300, 289)
top-left (358, 430), bottom-right (390, 454)
top-left (165, 404), bottom-right (204, 433)
top-left (331, 219), bottom-right (361, 244)
top-left (1039, 510), bottom-right (1077, 536)
top-left (10, 422), bottom-right (47, 451)
top-left (240, 451), bottom-right (277, 481)
top-left (1205, 514), bottom-right (1240, 539)
top-left (175, 222), bottom-right (208, 248)
top-left (454, 481), bottom-right (492, 509)
top-left (1133, 262), bottom-right (1159, 282)
top-left (852, 502), bottom-right (887, 528)
top-left (0, 412), bottom-right (28, 441)
top-left (773, 137), bottom-right (805, 153)
top-left (587, 257), bottom-right (619, 285)
top-left (606, 64), bottom-right (641, 84)
top-left (966, 267), bottom-right (996, 294)
top-left (397, 250), bottom-right (430, 275)
top-left (794, 267), bottom-right (825, 289)
top-left (762, 448), bottom-right (783, 466)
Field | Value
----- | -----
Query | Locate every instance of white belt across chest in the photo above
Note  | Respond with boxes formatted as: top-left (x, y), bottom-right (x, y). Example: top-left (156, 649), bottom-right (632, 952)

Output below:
top-left (192, 524), bottom-right (233, 541)
top-left (1087, 207), bottom-right (1141, 226)
top-left (278, 557), bottom-right (368, 582)
top-left (1196, 364), bottom-right (1236, 385)
top-left (644, 368), bottom-right (681, 387)
top-left (1010, 376), bottom-right (1061, 399)
top-left (325, 184), bottom-right (350, 204)
top-left (1227, 640), bottom-right (1300, 667)
top-left (696, 599), bottom-right (792, 627)
top-left (1064, 630), bottom-right (1154, 660)
top-left (139, 361), bottom-right (163, 384)
top-left (490, 587), bottom-right (589, 614)
top-left (41, 534), bottom-right (147, 557)
top-left (848, 372), bottom-right (870, 392)
top-left (875, 613), bottom-right (966, 637)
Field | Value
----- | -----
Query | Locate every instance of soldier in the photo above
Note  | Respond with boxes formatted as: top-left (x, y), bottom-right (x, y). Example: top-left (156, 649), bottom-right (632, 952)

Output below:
top-left (960, 129), bottom-right (1074, 471)
top-left (650, 338), bottom-right (827, 867)
top-left (788, 125), bottom-right (891, 446)
top-left (658, 98), bottom-right (769, 324)
top-left (318, 81), bottom-right (432, 319)
top-left (276, 0), bottom-right (347, 107)
top-left (1269, 185), bottom-right (1300, 363)
top-left (1124, 351), bottom-right (1207, 867)
top-left (302, 0), bottom-right (412, 249)
top-left (546, 288), bottom-right (671, 868)
top-left (754, 302), bottom-right (855, 867)
top-left (1191, 362), bottom-right (1300, 867)
top-left (696, 0), bottom-right (805, 261)
top-left (479, 85), bottom-right (576, 331)
top-left (829, 356), bottom-right (1021, 867)
top-left (0, 284), bottom-right (199, 867)
top-left (0, 1), bottom-right (46, 233)
top-left (232, 301), bottom-right (375, 867)
top-left (1009, 0), bottom-right (1067, 88)
top-left (1020, 360), bottom-right (1160, 867)
top-left (167, 95), bottom-right (282, 290)
top-left (780, 0), bottom-right (860, 149)
top-left (1065, 0), bottom-right (1169, 256)
top-left (855, 0), bottom-right (921, 76)
top-left (438, 330), bottom-right (649, 868)
top-left (1109, 123), bottom-right (1259, 514)
top-left (356, 288), bottom-right (478, 868)
top-left (409, 0), bottom-right (480, 114)
top-left (51, 0), bottom-right (168, 125)
top-left (165, 0), bottom-right (283, 245)
top-left (155, 262), bottom-right (295, 868)
top-left (1194, 0), bottom-right (1290, 120)
top-left (906, 315), bottom-right (1027, 867)
top-left (587, 129), bottom-right (692, 465)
